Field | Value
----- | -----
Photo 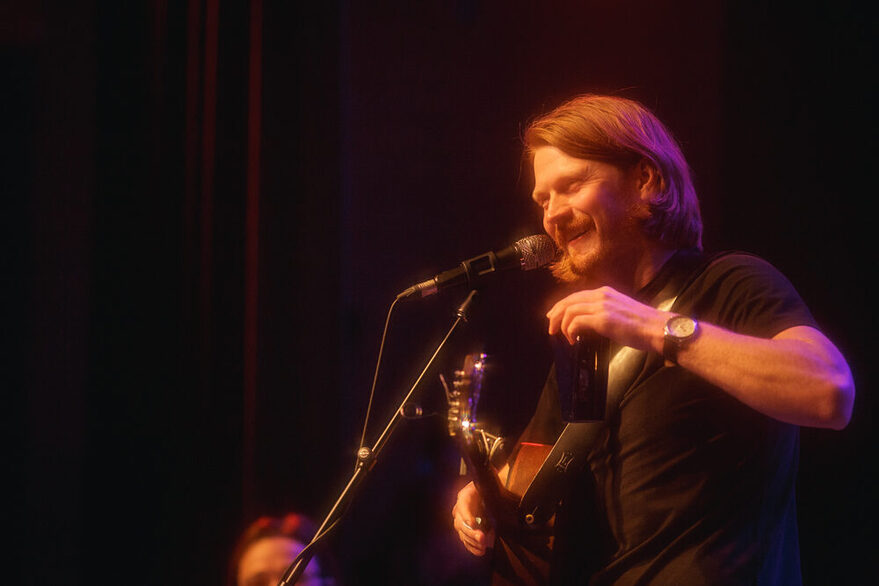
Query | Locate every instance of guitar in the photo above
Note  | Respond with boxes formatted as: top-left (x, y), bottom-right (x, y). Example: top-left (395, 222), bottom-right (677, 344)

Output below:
top-left (446, 353), bottom-right (555, 586)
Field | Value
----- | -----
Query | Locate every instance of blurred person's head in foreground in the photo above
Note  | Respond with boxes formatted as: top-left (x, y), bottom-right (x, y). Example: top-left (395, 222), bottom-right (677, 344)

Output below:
top-left (229, 513), bottom-right (338, 586)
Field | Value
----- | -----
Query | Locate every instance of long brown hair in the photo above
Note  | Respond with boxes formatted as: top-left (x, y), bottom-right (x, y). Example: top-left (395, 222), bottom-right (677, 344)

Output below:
top-left (524, 94), bottom-right (703, 250)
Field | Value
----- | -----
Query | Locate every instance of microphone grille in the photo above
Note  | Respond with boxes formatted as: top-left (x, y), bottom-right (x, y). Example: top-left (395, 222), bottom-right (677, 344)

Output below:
top-left (514, 234), bottom-right (557, 271)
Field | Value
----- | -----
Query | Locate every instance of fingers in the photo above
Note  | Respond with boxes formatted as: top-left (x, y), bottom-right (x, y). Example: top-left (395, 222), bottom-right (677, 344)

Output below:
top-left (547, 290), bottom-right (605, 343)
top-left (554, 302), bottom-right (600, 344)
top-left (453, 514), bottom-right (491, 556)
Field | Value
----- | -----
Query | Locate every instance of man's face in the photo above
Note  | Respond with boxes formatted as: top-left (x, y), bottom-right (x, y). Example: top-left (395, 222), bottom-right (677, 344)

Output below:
top-left (237, 536), bottom-right (324, 586)
top-left (531, 145), bottom-right (649, 287)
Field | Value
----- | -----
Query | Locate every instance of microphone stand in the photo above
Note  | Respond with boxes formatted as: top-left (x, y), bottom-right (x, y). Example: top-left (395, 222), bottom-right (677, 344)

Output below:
top-left (278, 290), bottom-right (480, 586)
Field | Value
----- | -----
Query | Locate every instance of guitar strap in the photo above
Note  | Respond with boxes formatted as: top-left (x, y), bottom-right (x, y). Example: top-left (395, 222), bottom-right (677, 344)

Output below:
top-left (517, 249), bottom-right (733, 528)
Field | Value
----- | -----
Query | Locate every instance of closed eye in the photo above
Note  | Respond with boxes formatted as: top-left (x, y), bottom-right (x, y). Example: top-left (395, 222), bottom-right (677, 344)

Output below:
top-left (562, 180), bottom-right (583, 193)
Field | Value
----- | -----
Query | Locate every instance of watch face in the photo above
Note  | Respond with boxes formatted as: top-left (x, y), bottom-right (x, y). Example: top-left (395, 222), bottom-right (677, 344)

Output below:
top-left (667, 316), bottom-right (697, 338)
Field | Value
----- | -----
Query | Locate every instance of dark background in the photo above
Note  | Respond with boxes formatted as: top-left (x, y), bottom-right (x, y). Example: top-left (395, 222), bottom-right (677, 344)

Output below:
top-left (4, 0), bottom-right (874, 584)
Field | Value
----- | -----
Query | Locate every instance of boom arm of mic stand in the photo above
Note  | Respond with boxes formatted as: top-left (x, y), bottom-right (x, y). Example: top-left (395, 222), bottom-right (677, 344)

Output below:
top-left (277, 290), bottom-right (480, 586)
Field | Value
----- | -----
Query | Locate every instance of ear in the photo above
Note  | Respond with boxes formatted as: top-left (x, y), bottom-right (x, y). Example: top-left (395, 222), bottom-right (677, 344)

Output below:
top-left (635, 158), bottom-right (663, 203)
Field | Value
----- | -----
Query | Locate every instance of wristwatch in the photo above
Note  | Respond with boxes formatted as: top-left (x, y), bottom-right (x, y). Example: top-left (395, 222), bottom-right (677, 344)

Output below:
top-left (663, 315), bottom-right (699, 364)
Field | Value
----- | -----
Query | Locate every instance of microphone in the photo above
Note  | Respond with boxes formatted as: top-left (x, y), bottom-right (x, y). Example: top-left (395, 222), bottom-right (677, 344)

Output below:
top-left (397, 234), bottom-right (556, 300)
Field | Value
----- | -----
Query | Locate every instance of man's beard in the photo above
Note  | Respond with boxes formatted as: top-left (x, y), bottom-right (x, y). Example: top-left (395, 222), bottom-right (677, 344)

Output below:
top-left (549, 248), bottom-right (595, 284)
top-left (549, 207), bottom-right (649, 287)
top-left (547, 218), bottom-right (605, 285)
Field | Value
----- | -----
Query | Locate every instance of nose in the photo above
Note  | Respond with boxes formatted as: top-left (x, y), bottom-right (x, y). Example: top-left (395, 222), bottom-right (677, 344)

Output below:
top-left (543, 192), bottom-right (570, 227)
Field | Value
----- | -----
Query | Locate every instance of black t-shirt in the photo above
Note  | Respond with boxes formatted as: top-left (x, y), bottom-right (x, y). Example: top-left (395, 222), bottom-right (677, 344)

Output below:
top-left (520, 251), bottom-right (816, 585)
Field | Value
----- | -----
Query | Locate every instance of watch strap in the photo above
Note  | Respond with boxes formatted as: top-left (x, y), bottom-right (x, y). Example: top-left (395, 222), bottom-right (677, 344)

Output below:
top-left (663, 332), bottom-right (682, 364)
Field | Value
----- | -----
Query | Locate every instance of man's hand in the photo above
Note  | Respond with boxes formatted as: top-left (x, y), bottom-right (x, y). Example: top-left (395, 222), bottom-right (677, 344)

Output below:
top-left (546, 286), bottom-right (668, 353)
top-left (452, 481), bottom-right (496, 556)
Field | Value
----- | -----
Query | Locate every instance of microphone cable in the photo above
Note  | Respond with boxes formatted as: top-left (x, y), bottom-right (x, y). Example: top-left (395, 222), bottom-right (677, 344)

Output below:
top-left (356, 293), bottom-right (402, 465)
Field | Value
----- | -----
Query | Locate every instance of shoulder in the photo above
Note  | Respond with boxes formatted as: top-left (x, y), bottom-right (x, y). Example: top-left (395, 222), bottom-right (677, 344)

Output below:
top-left (703, 250), bottom-right (786, 279)
top-left (679, 251), bottom-right (817, 337)
top-left (695, 251), bottom-right (800, 297)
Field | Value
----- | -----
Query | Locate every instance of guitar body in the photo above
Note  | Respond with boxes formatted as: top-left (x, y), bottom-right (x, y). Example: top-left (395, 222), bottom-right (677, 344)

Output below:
top-left (448, 354), bottom-right (556, 586)
top-left (505, 442), bottom-right (554, 497)
top-left (489, 442), bottom-right (554, 586)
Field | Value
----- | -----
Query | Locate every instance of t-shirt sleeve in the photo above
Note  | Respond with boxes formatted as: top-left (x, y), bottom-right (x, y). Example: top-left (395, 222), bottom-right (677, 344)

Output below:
top-left (688, 253), bottom-right (818, 338)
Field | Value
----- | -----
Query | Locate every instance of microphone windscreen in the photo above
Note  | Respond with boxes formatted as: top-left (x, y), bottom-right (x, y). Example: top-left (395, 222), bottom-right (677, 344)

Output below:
top-left (514, 234), bottom-right (557, 271)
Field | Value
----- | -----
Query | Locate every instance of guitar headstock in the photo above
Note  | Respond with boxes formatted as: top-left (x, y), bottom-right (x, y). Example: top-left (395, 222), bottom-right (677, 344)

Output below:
top-left (446, 353), bottom-right (532, 541)
top-left (447, 352), bottom-right (487, 439)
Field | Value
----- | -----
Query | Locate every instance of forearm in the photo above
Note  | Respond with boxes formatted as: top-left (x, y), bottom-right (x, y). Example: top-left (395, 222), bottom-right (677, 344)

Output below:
top-left (659, 322), bottom-right (855, 429)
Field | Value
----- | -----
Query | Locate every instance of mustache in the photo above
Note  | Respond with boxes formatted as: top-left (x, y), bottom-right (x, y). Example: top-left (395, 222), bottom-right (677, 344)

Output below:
top-left (552, 221), bottom-right (592, 249)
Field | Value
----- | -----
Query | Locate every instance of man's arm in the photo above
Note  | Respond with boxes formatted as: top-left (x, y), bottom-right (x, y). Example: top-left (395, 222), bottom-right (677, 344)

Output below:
top-left (546, 286), bottom-right (855, 429)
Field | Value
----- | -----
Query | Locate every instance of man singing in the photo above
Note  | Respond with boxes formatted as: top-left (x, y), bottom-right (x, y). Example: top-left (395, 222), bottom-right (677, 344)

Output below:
top-left (451, 94), bottom-right (854, 585)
